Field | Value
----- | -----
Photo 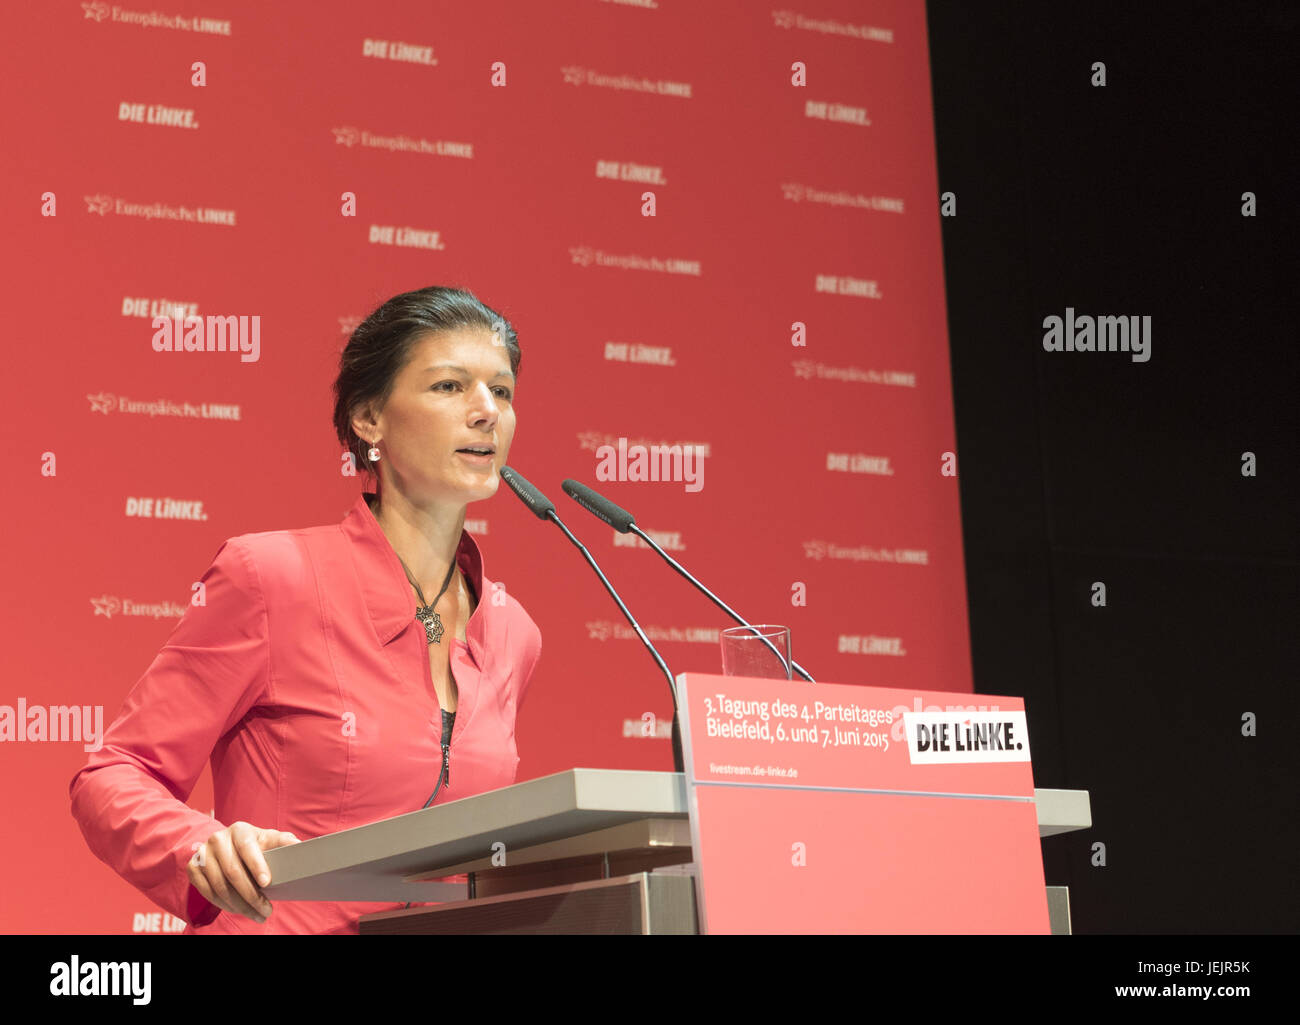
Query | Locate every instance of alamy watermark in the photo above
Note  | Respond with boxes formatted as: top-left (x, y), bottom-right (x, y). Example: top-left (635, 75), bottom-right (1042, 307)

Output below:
top-left (1, 698), bottom-right (104, 751)
top-left (151, 314), bottom-right (260, 362)
top-left (595, 436), bottom-right (705, 492)
top-left (1042, 307), bottom-right (1150, 362)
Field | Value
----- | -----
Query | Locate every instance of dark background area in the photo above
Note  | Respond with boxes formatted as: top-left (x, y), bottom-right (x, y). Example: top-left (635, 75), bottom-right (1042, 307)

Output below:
top-left (926, 0), bottom-right (1297, 932)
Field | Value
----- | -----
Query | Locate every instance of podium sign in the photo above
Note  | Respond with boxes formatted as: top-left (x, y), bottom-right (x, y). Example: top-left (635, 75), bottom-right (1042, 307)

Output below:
top-left (676, 673), bottom-right (1051, 933)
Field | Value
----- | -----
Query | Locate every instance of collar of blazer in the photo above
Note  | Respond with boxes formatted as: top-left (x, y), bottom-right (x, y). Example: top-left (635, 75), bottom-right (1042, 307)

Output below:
top-left (341, 491), bottom-right (487, 652)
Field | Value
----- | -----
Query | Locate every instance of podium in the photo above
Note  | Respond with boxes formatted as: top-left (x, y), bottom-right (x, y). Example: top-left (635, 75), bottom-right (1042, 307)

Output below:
top-left (262, 767), bottom-right (1090, 934)
top-left (264, 674), bottom-right (1089, 933)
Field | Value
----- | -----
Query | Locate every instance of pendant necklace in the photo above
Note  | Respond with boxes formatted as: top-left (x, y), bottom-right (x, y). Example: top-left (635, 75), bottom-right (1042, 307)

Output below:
top-left (397, 554), bottom-right (458, 645)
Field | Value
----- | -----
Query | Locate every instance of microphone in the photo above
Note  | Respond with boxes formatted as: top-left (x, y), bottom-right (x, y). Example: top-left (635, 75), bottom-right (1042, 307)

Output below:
top-left (560, 479), bottom-right (816, 683)
top-left (500, 466), bottom-right (685, 773)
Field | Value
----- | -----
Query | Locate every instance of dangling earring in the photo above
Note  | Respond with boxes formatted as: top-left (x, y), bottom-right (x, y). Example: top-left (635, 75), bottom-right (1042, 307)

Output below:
top-left (368, 439), bottom-right (381, 462)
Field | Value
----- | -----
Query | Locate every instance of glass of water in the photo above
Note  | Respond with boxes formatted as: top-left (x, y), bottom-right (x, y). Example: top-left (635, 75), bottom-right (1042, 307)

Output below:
top-left (720, 624), bottom-right (792, 679)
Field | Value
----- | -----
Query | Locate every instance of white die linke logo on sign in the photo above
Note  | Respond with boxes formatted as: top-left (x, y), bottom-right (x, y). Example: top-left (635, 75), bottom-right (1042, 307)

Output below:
top-left (901, 711), bottom-right (1031, 764)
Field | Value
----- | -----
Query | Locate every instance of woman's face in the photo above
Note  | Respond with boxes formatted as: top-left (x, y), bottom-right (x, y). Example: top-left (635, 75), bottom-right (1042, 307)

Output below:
top-left (357, 328), bottom-right (516, 508)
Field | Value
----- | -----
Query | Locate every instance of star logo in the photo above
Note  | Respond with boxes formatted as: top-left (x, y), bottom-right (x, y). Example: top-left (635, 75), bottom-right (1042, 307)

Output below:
top-left (561, 65), bottom-right (586, 87)
top-left (780, 183), bottom-right (805, 203)
top-left (87, 392), bottom-right (115, 414)
top-left (585, 620), bottom-right (612, 641)
top-left (82, 2), bottom-right (110, 22)
top-left (91, 595), bottom-right (121, 618)
top-left (84, 194), bottom-right (113, 216)
top-left (792, 360), bottom-right (816, 380)
top-left (771, 10), bottom-right (796, 30)
top-left (802, 540), bottom-right (827, 561)
top-left (331, 126), bottom-right (360, 147)
top-left (569, 246), bottom-right (595, 268)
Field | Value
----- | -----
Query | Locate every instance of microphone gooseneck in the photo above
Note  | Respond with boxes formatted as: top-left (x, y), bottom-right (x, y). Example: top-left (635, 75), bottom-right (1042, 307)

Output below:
top-left (561, 478), bottom-right (816, 683)
top-left (502, 467), bottom-right (686, 773)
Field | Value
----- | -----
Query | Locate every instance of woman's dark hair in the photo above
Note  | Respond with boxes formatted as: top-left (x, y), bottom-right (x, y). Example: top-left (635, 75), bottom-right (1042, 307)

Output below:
top-left (333, 286), bottom-right (520, 480)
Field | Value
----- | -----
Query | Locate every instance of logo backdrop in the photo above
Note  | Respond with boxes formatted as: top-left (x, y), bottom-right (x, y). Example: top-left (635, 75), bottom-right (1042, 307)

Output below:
top-left (0, 0), bottom-right (972, 932)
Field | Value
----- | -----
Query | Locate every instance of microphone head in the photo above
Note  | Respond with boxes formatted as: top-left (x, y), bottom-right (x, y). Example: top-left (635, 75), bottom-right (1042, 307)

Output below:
top-left (500, 466), bottom-right (556, 520)
top-left (562, 479), bottom-right (636, 533)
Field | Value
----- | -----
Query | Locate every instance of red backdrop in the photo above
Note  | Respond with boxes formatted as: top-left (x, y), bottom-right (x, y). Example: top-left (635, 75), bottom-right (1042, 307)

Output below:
top-left (0, 0), bottom-right (971, 932)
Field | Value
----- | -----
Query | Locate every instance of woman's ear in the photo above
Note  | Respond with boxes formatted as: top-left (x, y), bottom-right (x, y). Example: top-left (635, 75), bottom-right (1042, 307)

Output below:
top-left (350, 401), bottom-right (378, 443)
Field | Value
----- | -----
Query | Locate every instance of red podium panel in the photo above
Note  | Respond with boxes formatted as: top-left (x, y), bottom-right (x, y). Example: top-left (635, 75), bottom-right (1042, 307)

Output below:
top-left (676, 673), bottom-right (1050, 934)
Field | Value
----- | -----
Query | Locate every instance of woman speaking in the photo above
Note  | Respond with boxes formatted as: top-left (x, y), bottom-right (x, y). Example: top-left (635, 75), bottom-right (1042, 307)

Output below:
top-left (69, 286), bottom-right (543, 934)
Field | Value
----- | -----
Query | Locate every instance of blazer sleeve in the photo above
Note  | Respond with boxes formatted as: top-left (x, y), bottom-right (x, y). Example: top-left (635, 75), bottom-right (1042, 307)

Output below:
top-left (68, 536), bottom-right (271, 928)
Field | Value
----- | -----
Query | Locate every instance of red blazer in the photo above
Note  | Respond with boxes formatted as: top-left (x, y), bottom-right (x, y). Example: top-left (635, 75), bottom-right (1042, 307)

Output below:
top-left (69, 491), bottom-right (542, 934)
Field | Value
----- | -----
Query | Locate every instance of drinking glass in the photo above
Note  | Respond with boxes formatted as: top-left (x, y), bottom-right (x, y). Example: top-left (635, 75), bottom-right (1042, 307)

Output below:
top-left (719, 624), bottom-right (792, 679)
